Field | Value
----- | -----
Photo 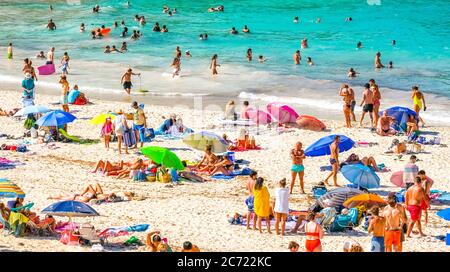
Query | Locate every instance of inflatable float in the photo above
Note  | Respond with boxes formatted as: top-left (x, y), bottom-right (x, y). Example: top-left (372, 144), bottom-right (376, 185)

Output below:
top-left (37, 63), bottom-right (55, 75)
top-left (267, 102), bottom-right (299, 124)
top-left (101, 28), bottom-right (111, 35)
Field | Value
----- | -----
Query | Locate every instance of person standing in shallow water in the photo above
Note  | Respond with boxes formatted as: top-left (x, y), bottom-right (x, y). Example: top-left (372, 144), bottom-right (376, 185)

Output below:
top-left (210, 54), bottom-right (219, 75)
top-left (370, 79), bottom-right (381, 126)
top-left (121, 68), bottom-right (140, 94)
top-left (293, 50), bottom-right (301, 65)
top-left (246, 48), bottom-right (252, 62)
top-left (375, 52), bottom-right (384, 68)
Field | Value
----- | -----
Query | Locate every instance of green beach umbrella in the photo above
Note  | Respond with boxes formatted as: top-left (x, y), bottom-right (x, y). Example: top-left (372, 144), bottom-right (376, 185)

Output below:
top-left (140, 146), bottom-right (184, 170)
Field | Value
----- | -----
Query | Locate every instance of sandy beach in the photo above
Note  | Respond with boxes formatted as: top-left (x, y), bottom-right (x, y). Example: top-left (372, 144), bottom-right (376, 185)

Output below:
top-left (1, 88), bottom-right (449, 252)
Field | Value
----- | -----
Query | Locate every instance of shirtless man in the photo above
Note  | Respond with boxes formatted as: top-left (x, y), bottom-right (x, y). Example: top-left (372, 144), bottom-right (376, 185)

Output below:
top-left (377, 111), bottom-right (395, 136)
top-left (370, 79), bottom-right (381, 126)
top-left (418, 170), bottom-right (432, 225)
top-left (301, 38), bottom-right (308, 49)
top-left (290, 142), bottom-right (306, 194)
top-left (360, 83), bottom-right (374, 127)
top-left (293, 50), bottom-right (301, 65)
top-left (246, 171), bottom-right (258, 230)
top-left (47, 19), bottom-right (56, 30)
top-left (195, 145), bottom-right (218, 172)
top-left (46, 47), bottom-right (55, 65)
top-left (374, 52), bottom-right (384, 69)
top-left (382, 194), bottom-right (407, 252)
top-left (121, 68), bottom-right (140, 94)
top-left (405, 176), bottom-right (426, 237)
top-left (339, 84), bottom-right (353, 128)
top-left (368, 206), bottom-right (386, 252)
top-left (324, 136), bottom-right (340, 186)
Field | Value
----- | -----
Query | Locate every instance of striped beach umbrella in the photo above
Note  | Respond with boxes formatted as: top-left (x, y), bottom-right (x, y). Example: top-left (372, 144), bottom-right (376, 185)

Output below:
top-left (317, 187), bottom-right (363, 208)
top-left (0, 179), bottom-right (26, 198)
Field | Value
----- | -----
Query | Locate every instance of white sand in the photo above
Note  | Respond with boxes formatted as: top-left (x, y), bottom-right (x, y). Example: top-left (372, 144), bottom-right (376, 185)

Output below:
top-left (0, 90), bottom-right (449, 252)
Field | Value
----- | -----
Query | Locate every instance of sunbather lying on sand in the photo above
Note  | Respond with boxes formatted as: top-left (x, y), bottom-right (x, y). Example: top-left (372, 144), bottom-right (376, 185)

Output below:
top-left (92, 160), bottom-right (124, 174)
top-left (106, 158), bottom-right (145, 179)
top-left (49, 183), bottom-right (136, 203)
top-left (343, 153), bottom-right (380, 171)
top-left (0, 108), bottom-right (19, 116)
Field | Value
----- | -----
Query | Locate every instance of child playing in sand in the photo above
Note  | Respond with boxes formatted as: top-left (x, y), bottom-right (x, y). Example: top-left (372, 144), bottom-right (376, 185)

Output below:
top-left (274, 178), bottom-right (290, 235)
top-left (101, 117), bottom-right (113, 151)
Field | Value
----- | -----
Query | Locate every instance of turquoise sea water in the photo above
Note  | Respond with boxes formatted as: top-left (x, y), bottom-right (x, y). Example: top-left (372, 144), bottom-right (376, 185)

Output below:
top-left (0, 0), bottom-right (449, 121)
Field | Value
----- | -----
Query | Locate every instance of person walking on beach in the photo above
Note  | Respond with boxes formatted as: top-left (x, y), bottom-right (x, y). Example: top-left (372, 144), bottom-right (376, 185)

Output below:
top-left (246, 48), bottom-right (252, 62)
top-left (411, 86), bottom-right (426, 127)
top-left (324, 135), bottom-right (340, 187)
top-left (368, 206), bottom-right (386, 252)
top-left (253, 177), bottom-right (271, 234)
top-left (121, 68), bottom-right (140, 94)
top-left (374, 52), bottom-right (384, 68)
top-left (274, 178), bottom-right (290, 236)
top-left (403, 155), bottom-right (418, 189)
top-left (305, 212), bottom-right (324, 252)
top-left (418, 170), bottom-right (432, 225)
top-left (210, 54), bottom-right (219, 75)
top-left (47, 47), bottom-right (55, 64)
top-left (293, 50), bottom-right (301, 65)
top-left (245, 171), bottom-right (258, 230)
top-left (22, 73), bottom-right (35, 106)
top-left (382, 193), bottom-right (407, 252)
top-left (60, 52), bottom-right (70, 75)
top-left (101, 117), bottom-right (113, 151)
top-left (131, 101), bottom-right (146, 148)
top-left (405, 177), bottom-right (426, 238)
top-left (339, 84), bottom-right (353, 128)
top-left (113, 109), bottom-right (129, 154)
top-left (370, 79), bottom-right (381, 126)
top-left (7, 43), bottom-right (13, 59)
top-left (59, 75), bottom-right (70, 112)
top-left (290, 142), bottom-right (306, 194)
top-left (171, 57), bottom-right (181, 78)
top-left (359, 83), bottom-right (374, 127)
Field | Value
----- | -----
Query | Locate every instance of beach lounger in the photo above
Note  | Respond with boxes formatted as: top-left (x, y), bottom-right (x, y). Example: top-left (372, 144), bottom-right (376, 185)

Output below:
top-left (317, 207), bottom-right (336, 232)
top-left (77, 224), bottom-right (105, 246)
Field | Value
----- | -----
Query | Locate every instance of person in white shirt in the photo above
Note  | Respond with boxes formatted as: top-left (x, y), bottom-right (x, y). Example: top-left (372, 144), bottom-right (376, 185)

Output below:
top-left (274, 178), bottom-right (290, 236)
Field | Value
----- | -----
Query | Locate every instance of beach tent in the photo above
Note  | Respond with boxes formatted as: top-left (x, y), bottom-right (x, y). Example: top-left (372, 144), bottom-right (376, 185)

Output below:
top-left (296, 115), bottom-right (326, 131)
top-left (266, 103), bottom-right (299, 124)
top-left (341, 164), bottom-right (380, 189)
top-left (183, 131), bottom-right (229, 153)
top-left (35, 110), bottom-right (76, 127)
top-left (305, 134), bottom-right (354, 157)
top-left (140, 146), bottom-right (185, 170)
top-left (244, 109), bottom-right (272, 125)
top-left (382, 106), bottom-right (417, 133)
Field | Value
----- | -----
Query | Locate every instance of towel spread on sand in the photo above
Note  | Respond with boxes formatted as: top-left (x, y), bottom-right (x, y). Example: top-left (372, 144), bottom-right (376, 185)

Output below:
top-left (211, 168), bottom-right (252, 180)
top-left (254, 186), bottom-right (271, 217)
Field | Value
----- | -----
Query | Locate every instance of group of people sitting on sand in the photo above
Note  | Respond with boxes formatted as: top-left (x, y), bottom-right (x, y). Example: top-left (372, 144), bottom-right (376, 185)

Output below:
top-left (190, 145), bottom-right (235, 176)
top-left (223, 129), bottom-right (258, 151)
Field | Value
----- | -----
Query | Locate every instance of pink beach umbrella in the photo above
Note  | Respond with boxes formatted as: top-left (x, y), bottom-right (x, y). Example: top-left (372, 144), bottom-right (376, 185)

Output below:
top-left (390, 171), bottom-right (434, 188)
top-left (245, 109), bottom-right (272, 125)
top-left (296, 115), bottom-right (326, 131)
top-left (266, 102), bottom-right (299, 124)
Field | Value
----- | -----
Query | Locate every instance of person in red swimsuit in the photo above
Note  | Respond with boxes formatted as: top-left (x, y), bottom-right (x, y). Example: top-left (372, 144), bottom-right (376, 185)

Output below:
top-left (305, 212), bottom-right (324, 252)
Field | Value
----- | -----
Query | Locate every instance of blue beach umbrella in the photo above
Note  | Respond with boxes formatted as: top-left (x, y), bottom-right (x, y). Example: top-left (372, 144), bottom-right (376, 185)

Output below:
top-left (382, 106), bottom-right (417, 133)
top-left (436, 208), bottom-right (450, 221)
top-left (13, 105), bottom-right (51, 117)
top-left (340, 164), bottom-right (380, 189)
top-left (42, 200), bottom-right (99, 221)
top-left (35, 110), bottom-right (76, 127)
top-left (304, 134), bottom-right (355, 157)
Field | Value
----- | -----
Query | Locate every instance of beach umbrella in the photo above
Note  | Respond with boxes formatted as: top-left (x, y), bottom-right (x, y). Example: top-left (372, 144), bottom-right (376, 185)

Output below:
top-left (317, 187), bottom-right (364, 208)
top-left (0, 179), bottom-right (25, 198)
top-left (41, 200), bottom-right (99, 221)
top-left (436, 208), bottom-right (450, 221)
top-left (296, 115), bottom-right (326, 132)
top-left (183, 131), bottom-right (229, 153)
top-left (343, 193), bottom-right (386, 209)
top-left (246, 109), bottom-right (272, 124)
top-left (267, 102), bottom-right (299, 124)
top-left (305, 134), bottom-right (354, 157)
top-left (341, 164), bottom-right (380, 189)
top-left (390, 171), bottom-right (434, 188)
top-left (35, 110), bottom-right (76, 127)
top-left (13, 105), bottom-right (51, 117)
top-left (140, 146), bottom-right (185, 170)
top-left (382, 106), bottom-right (417, 133)
top-left (89, 113), bottom-right (117, 125)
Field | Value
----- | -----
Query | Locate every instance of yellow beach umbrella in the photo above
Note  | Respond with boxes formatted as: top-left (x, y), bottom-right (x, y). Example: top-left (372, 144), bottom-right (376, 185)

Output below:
top-left (89, 113), bottom-right (116, 125)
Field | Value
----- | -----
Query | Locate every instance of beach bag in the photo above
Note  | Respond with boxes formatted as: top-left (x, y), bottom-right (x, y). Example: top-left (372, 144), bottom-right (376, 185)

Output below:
top-left (60, 231), bottom-right (80, 245)
top-left (170, 168), bottom-right (179, 182)
top-left (139, 128), bottom-right (153, 143)
top-left (157, 168), bottom-right (172, 183)
top-left (123, 129), bottom-right (136, 147)
top-left (133, 170), bottom-right (147, 182)
top-left (16, 145), bottom-right (27, 152)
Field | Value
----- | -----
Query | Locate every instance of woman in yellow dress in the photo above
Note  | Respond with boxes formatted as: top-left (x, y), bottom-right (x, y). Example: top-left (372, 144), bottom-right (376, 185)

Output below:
top-left (411, 86), bottom-right (426, 126)
top-left (253, 177), bottom-right (272, 234)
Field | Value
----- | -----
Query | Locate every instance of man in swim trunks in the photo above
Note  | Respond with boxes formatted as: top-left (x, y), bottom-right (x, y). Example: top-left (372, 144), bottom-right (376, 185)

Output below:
top-left (405, 176), bottom-right (426, 238)
top-left (246, 171), bottom-right (258, 230)
top-left (411, 86), bottom-right (426, 127)
top-left (194, 145), bottom-right (218, 172)
top-left (47, 19), bottom-right (56, 30)
top-left (293, 50), bottom-right (301, 65)
top-left (359, 83), bottom-right (374, 127)
top-left (368, 206), bottom-right (386, 252)
top-left (46, 47), bottom-right (55, 65)
top-left (377, 110), bottom-right (396, 136)
top-left (290, 142), bottom-right (306, 194)
top-left (369, 79), bottom-right (381, 126)
top-left (382, 194), bottom-right (407, 252)
top-left (418, 170), bottom-right (431, 225)
top-left (121, 68), bottom-right (140, 94)
top-left (131, 101), bottom-right (146, 148)
top-left (324, 135), bottom-right (340, 187)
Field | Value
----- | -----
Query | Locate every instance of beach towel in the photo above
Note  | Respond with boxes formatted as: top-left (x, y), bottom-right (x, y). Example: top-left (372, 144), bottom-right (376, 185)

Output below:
top-left (58, 129), bottom-right (81, 143)
top-left (98, 224), bottom-right (149, 238)
top-left (254, 186), bottom-right (271, 217)
top-left (210, 168), bottom-right (252, 180)
top-left (239, 217), bottom-right (298, 230)
top-left (123, 129), bottom-right (136, 147)
top-left (233, 146), bottom-right (262, 152)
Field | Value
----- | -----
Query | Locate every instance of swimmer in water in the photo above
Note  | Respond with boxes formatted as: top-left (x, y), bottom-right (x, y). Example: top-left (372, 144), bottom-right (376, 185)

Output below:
top-left (246, 48), bottom-right (253, 62)
top-left (357, 41), bottom-right (362, 49)
top-left (348, 68), bottom-right (358, 78)
top-left (139, 17), bottom-right (146, 26)
top-left (80, 23), bottom-right (85, 32)
top-left (49, 5), bottom-right (53, 11)
top-left (392, 40), bottom-right (396, 45)
top-left (316, 18), bottom-right (321, 23)
top-left (242, 25), bottom-right (250, 33)
top-left (230, 27), bottom-right (238, 34)
top-left (185, 50), bottom-right (191, 57)
top-left (307, 57), bottom-right (314, 66)
top-left (388, 61), bottom-right (393, 69)
top-left (114, 21), bottom-right (118, 28)
top-left (131, 30), bottom-right (139, 40)
top-left (199, 34), bottom-right (204, 40)
top-left (168, 11), bottom-right (173, 16)
top-left (111, 45), bottom-right (122, 53)
top-left (375, 52), bottom-right (385, 69)
top-left (47, 19), bottom-right (56, 30)
top-left (258, 55), bottom-right (266, 63)
top-left (171, 57), bottom-right (181, 78)
top-left (36, 51), bottom-right (45, 59)
top-left (293, 16), bottom-right (299, 23)
top-left (301, 38), bottom-right (308, 49)
top-left (121, 42), bottom-right (127, 52)
top-left (153, 22), bottom-right (161, 32)
top-left (293, 50), bottom-right (301, 65)
top-left (161, 25), bottom-right (168, 32)
top-left (121, 27), bottom-right (129, 38)
top-left (121, 20), bottom-right (126, 26)
top-left (204, 33), bottom-right (208, 40)
top-left (346, 17), bottom-right (352, 21)
top-left (104, 46), bottom-right (111, 53)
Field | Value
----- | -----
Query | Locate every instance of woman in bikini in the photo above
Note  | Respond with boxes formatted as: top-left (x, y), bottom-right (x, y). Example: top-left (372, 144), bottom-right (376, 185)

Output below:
top-left (339, 84), bottom-right (353, 128)
top-left (195, 145), bottom-right (218, 172)
top-left (49, 183), bottom-right (108, 202)
top-left (411, 86), bottom-right (426, 127)
top-left (209, 155), bottom-right (234, 176)
top-left (305, 212), bottom-right (324, 252)
top-left (370, 79), bottom-right (381, 126)
top-left (92, 160), bottom-right (124, 174)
